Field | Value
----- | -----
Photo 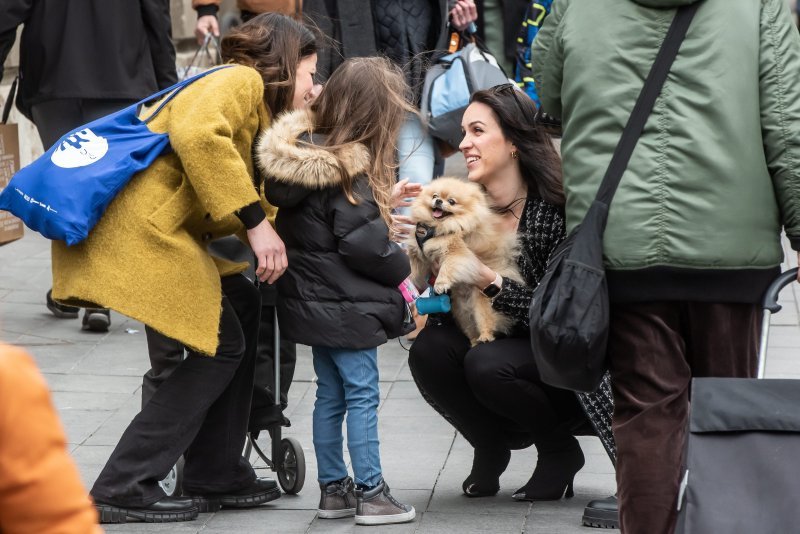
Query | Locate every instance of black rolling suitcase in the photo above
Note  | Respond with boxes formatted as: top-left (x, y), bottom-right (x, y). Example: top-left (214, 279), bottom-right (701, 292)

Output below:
top-left (675, 268), bottom-right (800, 533)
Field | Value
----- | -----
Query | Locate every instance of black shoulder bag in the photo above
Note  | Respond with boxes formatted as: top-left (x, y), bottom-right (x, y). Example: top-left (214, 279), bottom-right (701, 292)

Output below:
top-left (529, 4), bottom-right (700, 393)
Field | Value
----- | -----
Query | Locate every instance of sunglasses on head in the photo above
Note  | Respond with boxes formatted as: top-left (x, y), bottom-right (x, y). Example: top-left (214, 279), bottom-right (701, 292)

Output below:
top-left (489, 83), bottom-right (531, 119)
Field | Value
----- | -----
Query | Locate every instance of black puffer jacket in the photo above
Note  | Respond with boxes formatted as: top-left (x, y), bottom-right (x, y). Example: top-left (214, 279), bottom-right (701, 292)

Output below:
top-left (258, 110), bottom-right (411, 349)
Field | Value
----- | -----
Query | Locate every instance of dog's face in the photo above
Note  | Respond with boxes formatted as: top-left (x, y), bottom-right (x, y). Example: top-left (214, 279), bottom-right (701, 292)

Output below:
top-left (410, 177), bottom-right (488, 236)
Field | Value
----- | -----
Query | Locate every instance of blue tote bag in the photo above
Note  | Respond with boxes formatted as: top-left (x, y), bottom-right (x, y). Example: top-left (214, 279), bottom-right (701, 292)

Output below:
top-left (0, 66), bottom-right (230, 245)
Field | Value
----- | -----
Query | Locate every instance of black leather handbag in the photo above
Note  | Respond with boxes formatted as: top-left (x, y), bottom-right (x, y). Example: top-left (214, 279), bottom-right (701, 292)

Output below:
top-left (529, 3), bottom-right (700, 393)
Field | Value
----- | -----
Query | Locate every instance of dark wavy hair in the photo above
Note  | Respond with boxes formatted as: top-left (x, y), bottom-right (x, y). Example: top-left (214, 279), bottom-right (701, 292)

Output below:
top-left (469, 85), bottom-right (565, 206)
top-left (221, 13), bottom-right (316, 115)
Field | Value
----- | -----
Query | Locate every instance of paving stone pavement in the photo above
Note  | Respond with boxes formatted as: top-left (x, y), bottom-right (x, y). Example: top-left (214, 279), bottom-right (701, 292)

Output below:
top-left (2, 229), bottom-right (799, 534)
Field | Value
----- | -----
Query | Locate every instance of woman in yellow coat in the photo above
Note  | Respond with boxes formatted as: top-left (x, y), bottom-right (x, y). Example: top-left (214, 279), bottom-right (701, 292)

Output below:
top-left (51, 14), bottom-right (318, 523)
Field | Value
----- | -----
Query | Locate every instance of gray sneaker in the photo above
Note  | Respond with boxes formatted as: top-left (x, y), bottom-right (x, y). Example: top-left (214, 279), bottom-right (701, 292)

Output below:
top-left (318, 476), bottom-right (357, 519)
top-left (354, 479), bottom-right (415, 526)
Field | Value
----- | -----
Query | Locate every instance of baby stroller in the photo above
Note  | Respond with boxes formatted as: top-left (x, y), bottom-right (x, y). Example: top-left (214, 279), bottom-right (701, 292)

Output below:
top-left (155, 237), bottom-right (305, 496)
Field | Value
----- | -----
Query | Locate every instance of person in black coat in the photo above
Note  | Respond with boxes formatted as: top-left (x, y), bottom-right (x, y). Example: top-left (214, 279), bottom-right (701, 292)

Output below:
top-left (258, 58), bottom-right (419, 524)
top-left (0, 0), bottom-right (177, 331)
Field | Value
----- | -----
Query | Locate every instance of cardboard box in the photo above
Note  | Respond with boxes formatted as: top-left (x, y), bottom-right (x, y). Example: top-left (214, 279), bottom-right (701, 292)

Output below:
top-left (0, 122), bottom-right (23, 246)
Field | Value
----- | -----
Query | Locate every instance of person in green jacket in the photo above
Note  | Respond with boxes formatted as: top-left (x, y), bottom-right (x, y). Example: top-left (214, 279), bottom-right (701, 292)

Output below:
top-left (532, 0), bottom-right (800, 532)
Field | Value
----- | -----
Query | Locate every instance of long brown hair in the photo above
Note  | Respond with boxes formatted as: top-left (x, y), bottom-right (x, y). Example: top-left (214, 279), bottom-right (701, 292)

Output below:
top-left (310, 57), bottom-right (415, 227)
top-left (470, 85), bottom-right (565, 206)
top-left (221, 13), bottom-right (316, 115)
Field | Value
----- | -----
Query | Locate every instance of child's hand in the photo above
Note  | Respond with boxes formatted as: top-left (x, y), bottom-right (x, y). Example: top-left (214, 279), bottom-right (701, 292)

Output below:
top-left (391, 215), bottom-right (415, 243)
top-left (391, 178), bottom-right (423, 209)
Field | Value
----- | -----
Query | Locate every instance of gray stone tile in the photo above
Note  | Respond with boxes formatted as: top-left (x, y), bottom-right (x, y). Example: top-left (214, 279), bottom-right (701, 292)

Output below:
top-left (417, 511), bottom-right (524, 534)
top-left (52, 390), bottom-right (135, 412)
top-left (45, 373), bottom-right (144, 394)
top-left (57, 408), bottom-right (114, 446)
top-left (204, 507), bottom-right (315, 532)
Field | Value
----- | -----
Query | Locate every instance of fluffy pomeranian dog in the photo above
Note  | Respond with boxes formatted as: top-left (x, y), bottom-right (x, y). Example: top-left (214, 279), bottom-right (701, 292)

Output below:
top-left (406, 177), bottom-right (522, 345)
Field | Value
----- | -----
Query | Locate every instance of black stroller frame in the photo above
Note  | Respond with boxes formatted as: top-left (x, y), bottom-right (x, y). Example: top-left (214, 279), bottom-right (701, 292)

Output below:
top-left (158, 308), bottom-right (306, 497)
top-left (244, 307), bottom-right (305, 494)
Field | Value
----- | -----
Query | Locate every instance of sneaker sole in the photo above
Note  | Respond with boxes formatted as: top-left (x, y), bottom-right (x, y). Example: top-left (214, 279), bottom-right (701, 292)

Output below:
top-left (193, 487), bottom-right (281, 513)
top-left (83, 312), bottom-right (110, 332)
top-left (47, 301), bottom-right (79, 319)
top-left (581, 509), bottom-right (619, 529)
top-left (95, 503), bottom-right (199, 524)
top-left (318, 507), bottom-right (356, 519)
top-left (355, 507), bottom-right (416, 525)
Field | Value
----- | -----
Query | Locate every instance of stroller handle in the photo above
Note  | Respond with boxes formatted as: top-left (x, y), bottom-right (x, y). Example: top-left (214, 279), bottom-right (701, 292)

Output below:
top-left (757, 267), bottom-right (799, 378)
top-left (761, 267), bottom-right (799, 313)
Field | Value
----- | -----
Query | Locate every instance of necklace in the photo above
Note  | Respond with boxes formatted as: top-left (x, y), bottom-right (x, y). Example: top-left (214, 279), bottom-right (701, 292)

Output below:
top-left (493, 197), bottom-right (527, 220)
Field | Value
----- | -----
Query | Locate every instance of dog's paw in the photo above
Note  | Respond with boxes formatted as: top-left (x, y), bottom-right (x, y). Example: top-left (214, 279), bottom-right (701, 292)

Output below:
top-left (433, 280), bottom-right (451, 294)
top-left (473, 333), bottom-right (495, 346)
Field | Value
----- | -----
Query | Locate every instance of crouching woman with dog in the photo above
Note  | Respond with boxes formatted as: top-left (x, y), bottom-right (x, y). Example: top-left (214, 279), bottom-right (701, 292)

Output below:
top-left (408, 86), bottom-right (616, 513)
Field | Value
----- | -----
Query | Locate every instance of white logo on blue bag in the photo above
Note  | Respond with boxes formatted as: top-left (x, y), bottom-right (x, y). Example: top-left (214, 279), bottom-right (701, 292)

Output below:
top-left (51, 128), bottom-right (109, 169)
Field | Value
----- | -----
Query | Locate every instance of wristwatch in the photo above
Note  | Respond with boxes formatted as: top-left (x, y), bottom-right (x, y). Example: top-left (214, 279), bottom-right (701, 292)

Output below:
top-left (482, 272), bottom-right (503, 298)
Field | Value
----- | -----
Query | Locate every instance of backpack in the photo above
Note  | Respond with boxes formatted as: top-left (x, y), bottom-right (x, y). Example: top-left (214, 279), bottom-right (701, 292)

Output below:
top-left (420, 43), bottom-right (511, 150)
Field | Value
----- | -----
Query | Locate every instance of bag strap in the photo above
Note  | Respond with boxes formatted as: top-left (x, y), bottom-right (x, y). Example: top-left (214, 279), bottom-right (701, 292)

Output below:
top-left (2, 76), bottom-right (18, 125)
top-left (182, 33), bottom-right (222, 80)
top-left (139, 65), bottom-right (232, 124)
top-left (594, 3), bottom-right (700, 207)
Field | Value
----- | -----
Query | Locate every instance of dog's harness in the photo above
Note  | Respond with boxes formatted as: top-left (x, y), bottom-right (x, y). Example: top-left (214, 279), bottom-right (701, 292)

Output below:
top-left (415, 223), bottom-right (436, 255)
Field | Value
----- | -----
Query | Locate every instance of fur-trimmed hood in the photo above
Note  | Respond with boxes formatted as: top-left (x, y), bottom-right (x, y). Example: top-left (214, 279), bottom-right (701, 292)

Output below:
top-left (256, 109), bottom-right (370, 194)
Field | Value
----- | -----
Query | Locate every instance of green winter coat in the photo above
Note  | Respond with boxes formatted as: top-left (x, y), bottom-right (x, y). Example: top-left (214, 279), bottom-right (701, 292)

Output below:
top-left (532, 0), bottom-right (800, 302)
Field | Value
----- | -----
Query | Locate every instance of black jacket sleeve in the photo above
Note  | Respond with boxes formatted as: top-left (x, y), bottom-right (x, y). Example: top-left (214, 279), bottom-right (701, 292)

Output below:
top-left (331, 180), bottom-right (411, 287)
top-left (0, 0), bottom-right (32, 86)
top-left (491, 200), bottom-right (566, 328)
top-left (140, 0), bottom-right (178, 89)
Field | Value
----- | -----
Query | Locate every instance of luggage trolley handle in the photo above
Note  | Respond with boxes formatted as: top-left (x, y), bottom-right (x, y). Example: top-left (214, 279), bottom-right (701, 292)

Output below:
top-left (758, 267), bottom-right (799, 378)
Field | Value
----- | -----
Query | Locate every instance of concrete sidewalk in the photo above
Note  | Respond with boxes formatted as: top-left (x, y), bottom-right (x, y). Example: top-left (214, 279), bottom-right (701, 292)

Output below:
top-left (1, 231), bottom-right (799, 533)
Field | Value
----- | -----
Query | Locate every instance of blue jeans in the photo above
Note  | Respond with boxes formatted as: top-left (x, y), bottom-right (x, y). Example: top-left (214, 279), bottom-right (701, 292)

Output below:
top-left (312, 346), bottom-right (382, 487)
top-left (397, 113), bottom-right (435, 216)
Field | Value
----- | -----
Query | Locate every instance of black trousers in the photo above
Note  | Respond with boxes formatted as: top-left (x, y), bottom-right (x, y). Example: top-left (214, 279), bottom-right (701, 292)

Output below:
top-left (31, 98), bottom-right (136, 148)
top-left (408, 321), bottom-right (585, 452)
top-left (91, 275), bottom-right (261, 506)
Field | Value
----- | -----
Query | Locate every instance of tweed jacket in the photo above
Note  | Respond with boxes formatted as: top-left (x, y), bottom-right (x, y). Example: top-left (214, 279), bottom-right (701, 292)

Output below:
top-left (52, 66), bottom-right (271, 355)
top-left (502, 198), bottom-right (615, 463)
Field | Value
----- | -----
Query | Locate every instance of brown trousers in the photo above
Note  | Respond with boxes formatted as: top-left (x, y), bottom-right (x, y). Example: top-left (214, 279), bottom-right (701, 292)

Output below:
top-left (607, 301), bottom-right (760, 534)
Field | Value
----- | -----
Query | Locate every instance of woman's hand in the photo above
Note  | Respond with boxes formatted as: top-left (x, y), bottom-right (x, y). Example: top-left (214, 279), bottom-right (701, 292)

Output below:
top-left (450, 0), bottom-right (478, 32)
top-left (474, 262), bottom-right (497, 289)
top-left (391, 178), bottom-right (423, 209)
top-left (195, 15), bottom-right (219, 45)
top-left (391, 214), bottom-right (415, 243)
top-left (246, 219), bottom-right (288, 284)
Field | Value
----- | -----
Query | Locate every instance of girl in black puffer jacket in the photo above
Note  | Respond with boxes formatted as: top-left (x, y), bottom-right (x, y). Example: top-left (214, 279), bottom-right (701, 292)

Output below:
top-left (259, 57), bottom-right (417, 525)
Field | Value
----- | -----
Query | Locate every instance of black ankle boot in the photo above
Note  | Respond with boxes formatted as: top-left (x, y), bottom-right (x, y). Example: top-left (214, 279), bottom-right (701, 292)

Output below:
top-left (462, 447), bottom-right (511, 498)
top-left (512, 437), bottom-right (585, 502)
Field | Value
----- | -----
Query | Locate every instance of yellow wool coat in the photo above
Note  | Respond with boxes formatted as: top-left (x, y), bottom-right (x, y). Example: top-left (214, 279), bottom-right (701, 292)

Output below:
top-left (52, 65), bottom-right (273, 355)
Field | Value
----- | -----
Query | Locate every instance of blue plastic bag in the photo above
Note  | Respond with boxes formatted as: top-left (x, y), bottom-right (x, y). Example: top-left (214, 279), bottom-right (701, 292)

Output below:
top-left (0, 66), bottom-right (230, 245)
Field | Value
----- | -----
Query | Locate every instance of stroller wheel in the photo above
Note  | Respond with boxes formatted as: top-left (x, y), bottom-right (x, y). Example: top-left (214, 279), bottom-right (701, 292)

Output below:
top-left (276, 437), bottom-right (305, 494)
top-left (158, 456), bottom-right (184, 497)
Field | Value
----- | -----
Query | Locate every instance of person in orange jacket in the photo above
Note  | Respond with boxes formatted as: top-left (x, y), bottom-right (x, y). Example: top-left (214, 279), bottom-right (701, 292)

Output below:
top-left (0, 343), bottom-right (102, 534)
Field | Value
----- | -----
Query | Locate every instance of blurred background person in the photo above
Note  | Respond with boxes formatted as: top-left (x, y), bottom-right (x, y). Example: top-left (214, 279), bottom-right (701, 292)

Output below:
top-left (0, 0), bottom-right (177, 333)
top-left (0, 342), bottom-right (103, 534)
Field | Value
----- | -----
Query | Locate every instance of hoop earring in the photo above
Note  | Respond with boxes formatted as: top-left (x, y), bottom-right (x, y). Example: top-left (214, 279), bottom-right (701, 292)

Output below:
top-left (511, 150), bottom-right (519, 159)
